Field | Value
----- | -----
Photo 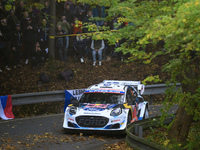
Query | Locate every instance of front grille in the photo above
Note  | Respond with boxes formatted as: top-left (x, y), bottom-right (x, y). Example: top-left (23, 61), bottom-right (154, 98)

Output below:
top-left (76, 116), bottom-right (109, 128)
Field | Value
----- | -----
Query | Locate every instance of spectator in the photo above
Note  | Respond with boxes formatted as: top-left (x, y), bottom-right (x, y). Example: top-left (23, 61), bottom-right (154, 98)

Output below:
top-left (63, 3), bottom-right (74, 25)
top-left (92, 6), bottom-right (107, 26)
top-left (91, 38), bottom-right (105, 66)
top-left (72, 17), bottom-right (81, 57)
top-left (101, 21), bottom-right (112, 58)
top-left (38, 18), bottom-right (49, 53)
top-left (11, 24), bottom-right (23, 68)
top-left (31, 42), bottom-right (45, 67)
top-left (72, 17), bottom-right (82, 34)
top-left (57, 15), bottom-right (71, 60)
top-left (63, 3), bottom-right (74, 51)
top-left (73, 31), bottom-right (88, 63)
top-left (21, 11), bottom-right (29, 32)
top-left (65, 0), bottom-right (75, 12)
top-left (23, 18), bottom-right (37, 65)
top-left (55, 25), bottom-right (67, 61)
top-left (31, 4), bottom-right (41, 27)
top-left (29, 6), bottom-right (37, 27)
top-left (32, 4), bottom-right (40, 18)
top-left (7, 9), bottom-right (19, 32)
top-left (0, 18), bottom-right (11, 72)
top-left (41, 1), bottom-right (50, 22)
top-left (0, 1), bottom-right (6, 10)
top-left (15, 1), bottom-right (25, 21)
top-left (73, 2), bottom-right (87, 21)
top-left (82, 10), bottom-right (93, 33)
top-left (0, 2), bottom-right (7, 20)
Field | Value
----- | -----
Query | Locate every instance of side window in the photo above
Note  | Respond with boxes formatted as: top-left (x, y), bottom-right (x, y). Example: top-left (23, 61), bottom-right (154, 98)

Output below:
top-left (126, 88), bottom-right (133, 103)
top-left (130, 87), bottom-right (138, 99)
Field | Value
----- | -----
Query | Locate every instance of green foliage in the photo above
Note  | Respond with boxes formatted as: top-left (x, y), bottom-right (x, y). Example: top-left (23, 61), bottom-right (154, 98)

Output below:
top-left (145, 121), bottom-right (200, 150)
top-left (80, 0), bottom-right (200, 102)
top-left (145, 126), bottom-right (183, 149)
top-left (142, 75), bottom-right (161, 85)
top-left (184, 121), bottom-right (200, 150)
top-left (80, 0), bottom-right (200, 143)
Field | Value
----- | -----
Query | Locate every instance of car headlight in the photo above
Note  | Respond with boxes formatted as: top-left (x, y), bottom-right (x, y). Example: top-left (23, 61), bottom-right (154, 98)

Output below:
top-left (110, 108), bottom-right (122, 116)
top-left (69, 107), bottom-right (77, 115)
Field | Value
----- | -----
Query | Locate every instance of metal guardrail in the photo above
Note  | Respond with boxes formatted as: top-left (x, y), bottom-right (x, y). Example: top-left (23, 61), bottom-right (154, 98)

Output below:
top-left (12, 90), bottom-right (65, 106)
top-left (11, 83), bottom-right (181, 106)
top-left (126, 115), bottom-right (174, 150)
top-left (144, 83), bottom-right (181, 95)
top-left (144, 83), bottom-right (181, 104)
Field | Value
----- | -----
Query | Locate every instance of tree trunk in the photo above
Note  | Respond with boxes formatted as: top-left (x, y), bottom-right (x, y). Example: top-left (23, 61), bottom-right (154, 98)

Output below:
top-left (168, 105), bottom-right (193, 143)
top-left (168, 56), bottom-right (200, 143)
top-left (48, 0), bottom-right (56, 59)
top-left (168, 59), bottom-right (199, 143)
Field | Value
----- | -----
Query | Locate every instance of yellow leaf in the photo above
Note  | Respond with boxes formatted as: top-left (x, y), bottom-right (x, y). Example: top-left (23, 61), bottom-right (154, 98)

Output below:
top-left (164, 140), bottom-right (170, 146)
top-left (183, 19), bottom-right (186, 22)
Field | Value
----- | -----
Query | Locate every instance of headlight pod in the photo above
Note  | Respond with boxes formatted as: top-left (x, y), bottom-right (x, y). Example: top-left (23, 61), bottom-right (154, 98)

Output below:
top-left (110, 107), bottom-right (122, 116)
top-left (69, 106), bottom-right (77, 115)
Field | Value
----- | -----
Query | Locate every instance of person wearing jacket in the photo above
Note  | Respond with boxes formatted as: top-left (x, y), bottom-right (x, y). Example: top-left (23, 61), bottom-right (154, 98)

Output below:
top-left (11, 24), bottom-right (23, 68)
top-left (91, 38), bottom-right (105, 66)
top-left (0, 18), bottom-right (11, 72)
top-left (55, 25), bottom-right (67, 61)
top-left (38, 18), bottom-right (49, 52)
top-left (73, 3), bottom-right (87, 21)
top-left (15, 1), bottom-right (25, 22)
top-left (31, 41), bottom-right (45, 67)
top-left (63, 3), bottom-right (74, 25)
top-left (82, 10), bottom-right (94, 33)
top-left (73, 31), bottom-right (88, 63)
top-left (23, 17), bottom-right (36, 65)
top-left (7, 9), bottom-right (19, 32)
top-left (57, 15), bottom-right (72, 60)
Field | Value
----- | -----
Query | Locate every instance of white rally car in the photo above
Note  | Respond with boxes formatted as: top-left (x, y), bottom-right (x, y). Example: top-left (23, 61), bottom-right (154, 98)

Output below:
top-left (63, 80), bottom-right (149, 132)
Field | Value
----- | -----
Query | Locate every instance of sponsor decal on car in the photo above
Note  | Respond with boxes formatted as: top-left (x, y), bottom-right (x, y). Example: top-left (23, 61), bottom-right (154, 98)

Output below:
top-left (79, 104), bottom-right (117, 111)
top-left (85, 90), bottom-right (124, 94)
top-left (111, 119), bottom-right (120, 123)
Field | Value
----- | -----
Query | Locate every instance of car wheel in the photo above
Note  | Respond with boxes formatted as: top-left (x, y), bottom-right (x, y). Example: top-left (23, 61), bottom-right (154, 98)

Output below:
top-left (143, 108), bottom-right (149, 119)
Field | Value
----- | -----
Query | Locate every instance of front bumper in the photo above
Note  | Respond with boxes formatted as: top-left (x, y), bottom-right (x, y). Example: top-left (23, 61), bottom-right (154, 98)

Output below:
top-left (63, 113), bottom-right (127, 131)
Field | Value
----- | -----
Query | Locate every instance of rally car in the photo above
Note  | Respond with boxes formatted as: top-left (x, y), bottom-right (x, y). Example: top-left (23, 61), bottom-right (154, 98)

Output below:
top-left (63, 80), bottom-right (149, 132)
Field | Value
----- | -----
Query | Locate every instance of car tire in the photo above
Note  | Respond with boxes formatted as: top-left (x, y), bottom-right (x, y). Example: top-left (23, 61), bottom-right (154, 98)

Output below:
top-left (143, 108), bottom-right (149, 119)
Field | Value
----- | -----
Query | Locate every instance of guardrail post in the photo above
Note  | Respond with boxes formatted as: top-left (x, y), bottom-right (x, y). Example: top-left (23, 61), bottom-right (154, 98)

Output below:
top-left (149, 95), bottom-right (153, 105)
top-left (134, 124), bottom-right (139, 135)
top-left (139, 126), bottom-right (143, 138)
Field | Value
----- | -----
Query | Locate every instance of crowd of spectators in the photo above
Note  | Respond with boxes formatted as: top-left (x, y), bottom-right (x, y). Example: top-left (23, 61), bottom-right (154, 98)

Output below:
top-left (0, 0), bottom-right (126, 72)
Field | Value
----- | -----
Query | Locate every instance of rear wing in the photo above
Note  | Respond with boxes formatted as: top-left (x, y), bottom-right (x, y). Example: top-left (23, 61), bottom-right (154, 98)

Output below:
top-left (103, 80), bottom-right (145, 95)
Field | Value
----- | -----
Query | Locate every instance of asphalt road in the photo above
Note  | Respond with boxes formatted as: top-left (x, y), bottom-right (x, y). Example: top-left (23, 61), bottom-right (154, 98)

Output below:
top-left (0, 105), bottom-right (179, 150)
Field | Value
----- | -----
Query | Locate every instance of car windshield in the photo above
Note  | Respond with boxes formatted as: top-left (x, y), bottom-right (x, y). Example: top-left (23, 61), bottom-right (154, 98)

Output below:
top-left (79, 93), bottom-right (125, 104)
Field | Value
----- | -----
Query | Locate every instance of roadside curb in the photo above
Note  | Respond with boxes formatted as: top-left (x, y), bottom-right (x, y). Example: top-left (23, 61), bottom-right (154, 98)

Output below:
top-left (126, 116), bottom-right (174, 150)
